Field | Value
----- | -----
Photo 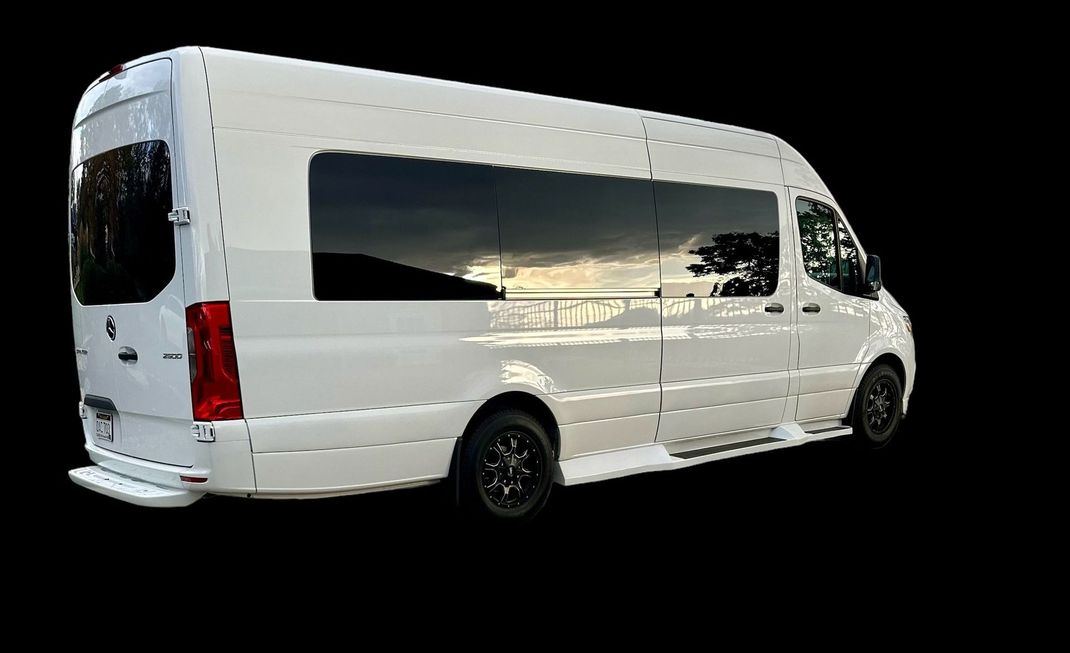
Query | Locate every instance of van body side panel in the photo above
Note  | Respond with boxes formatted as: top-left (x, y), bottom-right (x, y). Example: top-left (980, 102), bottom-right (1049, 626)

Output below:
top-left (200, 48), bottom-right (647, 142)
top-left (643, 118), bottom-right (793, 442)
top-left (203, 50), bottom-right (661, 488)
top-left (777, 138), bottom-right (832, 197)
top-left (171, 47), bottom-right (230, 305)
top-left (643, 119), bottom-right (784, 185)
top-left (252, 439), bottom-right (457, 494)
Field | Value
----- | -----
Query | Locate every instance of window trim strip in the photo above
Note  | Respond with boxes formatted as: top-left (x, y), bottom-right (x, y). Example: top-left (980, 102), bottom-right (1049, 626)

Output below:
top-left (502, 288), bottom-right (660, 300)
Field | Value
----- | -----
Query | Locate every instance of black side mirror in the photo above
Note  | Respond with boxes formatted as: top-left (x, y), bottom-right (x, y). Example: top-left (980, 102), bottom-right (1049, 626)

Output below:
top-left (863, 255), bottom-right (882, 299)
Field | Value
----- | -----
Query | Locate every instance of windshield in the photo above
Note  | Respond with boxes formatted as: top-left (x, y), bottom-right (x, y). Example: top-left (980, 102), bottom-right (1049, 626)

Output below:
top-left (70, 140), bottom-right (175, 306)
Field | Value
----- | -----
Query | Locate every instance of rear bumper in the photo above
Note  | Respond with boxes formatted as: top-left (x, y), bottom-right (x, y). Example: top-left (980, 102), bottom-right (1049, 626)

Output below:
top-left (70, 420), bottom-right (257, 506)
top-left (69, 465), bottom-right (202, 507)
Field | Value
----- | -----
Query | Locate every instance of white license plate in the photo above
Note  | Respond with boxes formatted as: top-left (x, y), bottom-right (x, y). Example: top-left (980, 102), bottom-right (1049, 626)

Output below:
top-left (95, 412), bottom-right (113, 442)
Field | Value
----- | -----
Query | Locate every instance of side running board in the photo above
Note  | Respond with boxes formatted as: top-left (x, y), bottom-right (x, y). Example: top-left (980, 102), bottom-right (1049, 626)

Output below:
top-left (554, 423), bottom-right (852, 486)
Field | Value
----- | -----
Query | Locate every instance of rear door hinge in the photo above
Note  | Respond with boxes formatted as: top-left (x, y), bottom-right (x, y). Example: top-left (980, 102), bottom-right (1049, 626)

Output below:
top-left (168, 207), bottom-right (191, 225)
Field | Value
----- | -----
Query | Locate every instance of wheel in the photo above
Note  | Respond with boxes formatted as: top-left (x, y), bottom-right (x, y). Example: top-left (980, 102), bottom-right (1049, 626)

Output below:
top-left (852, 364), bottom-right (903, 449)
top-left (458, 409), bottom-right (554, 520)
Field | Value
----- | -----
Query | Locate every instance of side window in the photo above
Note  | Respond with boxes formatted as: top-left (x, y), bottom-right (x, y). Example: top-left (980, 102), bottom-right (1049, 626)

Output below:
top-left (309, 153), bottom-right (502, 301)
top-left (796, 198), bottom-right (839, 289)
top-left (495, 168), bottom-right (660, 292)
top-left (837, 217), bottom-right (863, 295)
top-left (655, 181), bottom-right (779, 298)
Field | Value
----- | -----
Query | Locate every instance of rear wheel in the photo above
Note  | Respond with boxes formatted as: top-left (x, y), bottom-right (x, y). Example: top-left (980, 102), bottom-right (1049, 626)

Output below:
top-left (459, 410), bottom-right (554, 520)
top-left (852, 363), bottom-right (903, 449)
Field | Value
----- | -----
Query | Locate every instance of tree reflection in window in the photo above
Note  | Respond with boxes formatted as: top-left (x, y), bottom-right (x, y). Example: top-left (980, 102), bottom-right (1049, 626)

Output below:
top-left (685, 231), bottom-right (780, 297)
top-left (655, 181), bottom-right (780, 298)
top-left (796, 199), bottom-right (839, 290)
top-left (837, 217), bottom-right (862, 295)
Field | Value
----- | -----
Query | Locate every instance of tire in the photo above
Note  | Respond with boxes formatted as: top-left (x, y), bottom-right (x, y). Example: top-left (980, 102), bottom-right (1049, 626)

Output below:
top-left (458, 409), bottom-right (554, 521)
top-left (852, 363), bottom-right (904, 449)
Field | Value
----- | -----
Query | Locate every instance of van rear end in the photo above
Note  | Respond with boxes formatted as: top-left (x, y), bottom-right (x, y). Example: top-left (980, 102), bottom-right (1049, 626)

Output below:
top-left (68, 48), bottom-right (256, 505)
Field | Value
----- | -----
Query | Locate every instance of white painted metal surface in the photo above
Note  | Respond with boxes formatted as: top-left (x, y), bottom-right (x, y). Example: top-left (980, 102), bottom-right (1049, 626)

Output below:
top-left (252, 438), bottom-right (457, 495)
top-left (67, 47), bottom-right (915, 508)
top-left (70, 57), bottom-right (195, 467)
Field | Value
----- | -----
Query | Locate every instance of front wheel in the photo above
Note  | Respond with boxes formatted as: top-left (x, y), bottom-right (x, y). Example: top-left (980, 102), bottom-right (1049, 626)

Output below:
top-left (852, 364), bottom-right (904, 449)
top-left (459, 410), bottom-right (554, 520)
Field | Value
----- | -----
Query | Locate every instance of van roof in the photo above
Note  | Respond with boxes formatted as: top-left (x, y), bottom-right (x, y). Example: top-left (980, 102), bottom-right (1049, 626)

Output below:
top-left (92, 47), bottom-right (829, 198)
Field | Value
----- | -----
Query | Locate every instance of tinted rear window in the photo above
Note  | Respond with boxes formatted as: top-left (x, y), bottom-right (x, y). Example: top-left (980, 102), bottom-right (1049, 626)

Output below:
top-left (69, 141), bottom-right (175, 305)
top-left (495, 168), bottom-right (660, 291)
top-left (309, 153), bottom-right (502, 301)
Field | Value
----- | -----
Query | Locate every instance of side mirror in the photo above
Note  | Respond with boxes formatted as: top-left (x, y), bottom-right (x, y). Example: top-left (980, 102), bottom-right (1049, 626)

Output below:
top-left (863, 255), bottom-right (882, 298)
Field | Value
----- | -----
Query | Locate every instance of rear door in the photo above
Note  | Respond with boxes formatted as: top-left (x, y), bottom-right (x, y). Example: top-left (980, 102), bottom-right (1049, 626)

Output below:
top-left (70, 59), bottom-right (195, 467)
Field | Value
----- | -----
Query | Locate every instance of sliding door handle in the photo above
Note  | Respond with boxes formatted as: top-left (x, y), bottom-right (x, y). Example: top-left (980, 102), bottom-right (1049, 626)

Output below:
top-left (802, 303), bottom-right (821, 314)
top-left (764, 303), bottom-right (784, 314)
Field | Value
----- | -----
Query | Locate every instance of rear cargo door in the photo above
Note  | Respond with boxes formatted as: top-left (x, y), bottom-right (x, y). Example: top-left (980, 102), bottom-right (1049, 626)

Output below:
top-left (70, 59), bottom-right (195, 467)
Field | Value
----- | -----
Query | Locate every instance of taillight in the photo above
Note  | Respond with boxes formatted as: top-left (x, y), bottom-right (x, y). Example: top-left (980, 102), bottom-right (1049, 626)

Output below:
top-left (185, 302), bottom-right (243, 421)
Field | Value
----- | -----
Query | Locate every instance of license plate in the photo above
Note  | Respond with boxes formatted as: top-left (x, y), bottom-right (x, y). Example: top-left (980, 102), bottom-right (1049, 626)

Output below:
top-left (95, 412), bottom-right (113, 442)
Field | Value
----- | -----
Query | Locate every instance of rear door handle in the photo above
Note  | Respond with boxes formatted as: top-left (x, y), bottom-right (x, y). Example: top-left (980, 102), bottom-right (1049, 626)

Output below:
top-left (802, 303), bottom-right (821, 314)
top-left (117, 347), bottom-right (138, 363)
top-left (764, 303), bottom-right (784, 313)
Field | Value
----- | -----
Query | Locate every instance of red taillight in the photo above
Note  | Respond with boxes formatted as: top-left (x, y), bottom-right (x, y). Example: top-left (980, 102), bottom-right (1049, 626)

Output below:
top-left (185, 302), bottom-right (243, 421)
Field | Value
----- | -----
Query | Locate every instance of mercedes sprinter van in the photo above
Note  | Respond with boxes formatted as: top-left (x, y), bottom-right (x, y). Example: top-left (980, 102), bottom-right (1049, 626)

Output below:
top-left (68, 48), bottom-right (915, 519)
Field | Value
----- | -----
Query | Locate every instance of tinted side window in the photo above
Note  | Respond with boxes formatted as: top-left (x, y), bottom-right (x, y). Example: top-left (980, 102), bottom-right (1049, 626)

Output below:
top-left (495, 168), bottom-right (659, 291)
top-left (309, 153), bottom-right (501, 301)
top-left (796, 198), bottom-right (839, 289)
top-left (655, 182), bottom-right (780, 298)
top-left (837, 217), bottom-right (863, 295)
top-left (70, 141), bottom-right (175, 306)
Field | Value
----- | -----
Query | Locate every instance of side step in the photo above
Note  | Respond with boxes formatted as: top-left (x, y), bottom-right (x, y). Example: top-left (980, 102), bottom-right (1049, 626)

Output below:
top-left (554, 423), bottom-right (852, 486)
top-left (69, 466), bottom-right (203, 508)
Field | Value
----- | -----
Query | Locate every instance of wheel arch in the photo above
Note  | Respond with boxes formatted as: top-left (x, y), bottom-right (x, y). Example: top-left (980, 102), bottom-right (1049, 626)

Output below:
top-left (849, 352), bottom-right (907, 416)
top-left (461, 391), bottom-right (561, 460)
top-left (867, 352), bottom-right (906, 387)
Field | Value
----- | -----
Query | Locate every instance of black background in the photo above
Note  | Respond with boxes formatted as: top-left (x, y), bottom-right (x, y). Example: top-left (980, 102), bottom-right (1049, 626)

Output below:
top-left (27, 23), bottom-right (987, 583)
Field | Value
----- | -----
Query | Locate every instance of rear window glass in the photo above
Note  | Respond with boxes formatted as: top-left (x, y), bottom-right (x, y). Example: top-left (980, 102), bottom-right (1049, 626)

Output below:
top-left (70, 140), bottom-right (175, 306)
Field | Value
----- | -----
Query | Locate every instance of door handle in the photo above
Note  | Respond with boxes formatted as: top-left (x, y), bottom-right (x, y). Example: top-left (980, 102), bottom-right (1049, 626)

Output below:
top-left (764, 303), bottom-right (784, 313)
top-left (802, 303), bottom-right (822, 314)
top-left (117, 347), bottom-right (138, 363)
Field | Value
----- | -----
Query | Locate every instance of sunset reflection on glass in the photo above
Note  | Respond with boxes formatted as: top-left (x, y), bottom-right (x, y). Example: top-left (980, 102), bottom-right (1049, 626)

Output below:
top-left (655, 182), bottom-right (779, 298)
top-left (496, 167), bottom-right (660, 291)
top-left (310, 153), bottom-right (502, 301)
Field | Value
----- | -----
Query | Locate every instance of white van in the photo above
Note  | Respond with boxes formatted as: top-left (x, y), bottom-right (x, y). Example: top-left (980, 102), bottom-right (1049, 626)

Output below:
top-left (68, 47), bottom-right (915, 519)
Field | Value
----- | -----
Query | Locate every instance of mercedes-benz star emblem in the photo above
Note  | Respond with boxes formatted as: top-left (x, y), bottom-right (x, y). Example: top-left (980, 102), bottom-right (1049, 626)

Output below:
top-left (106, 316), bottom-right (116, 341)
